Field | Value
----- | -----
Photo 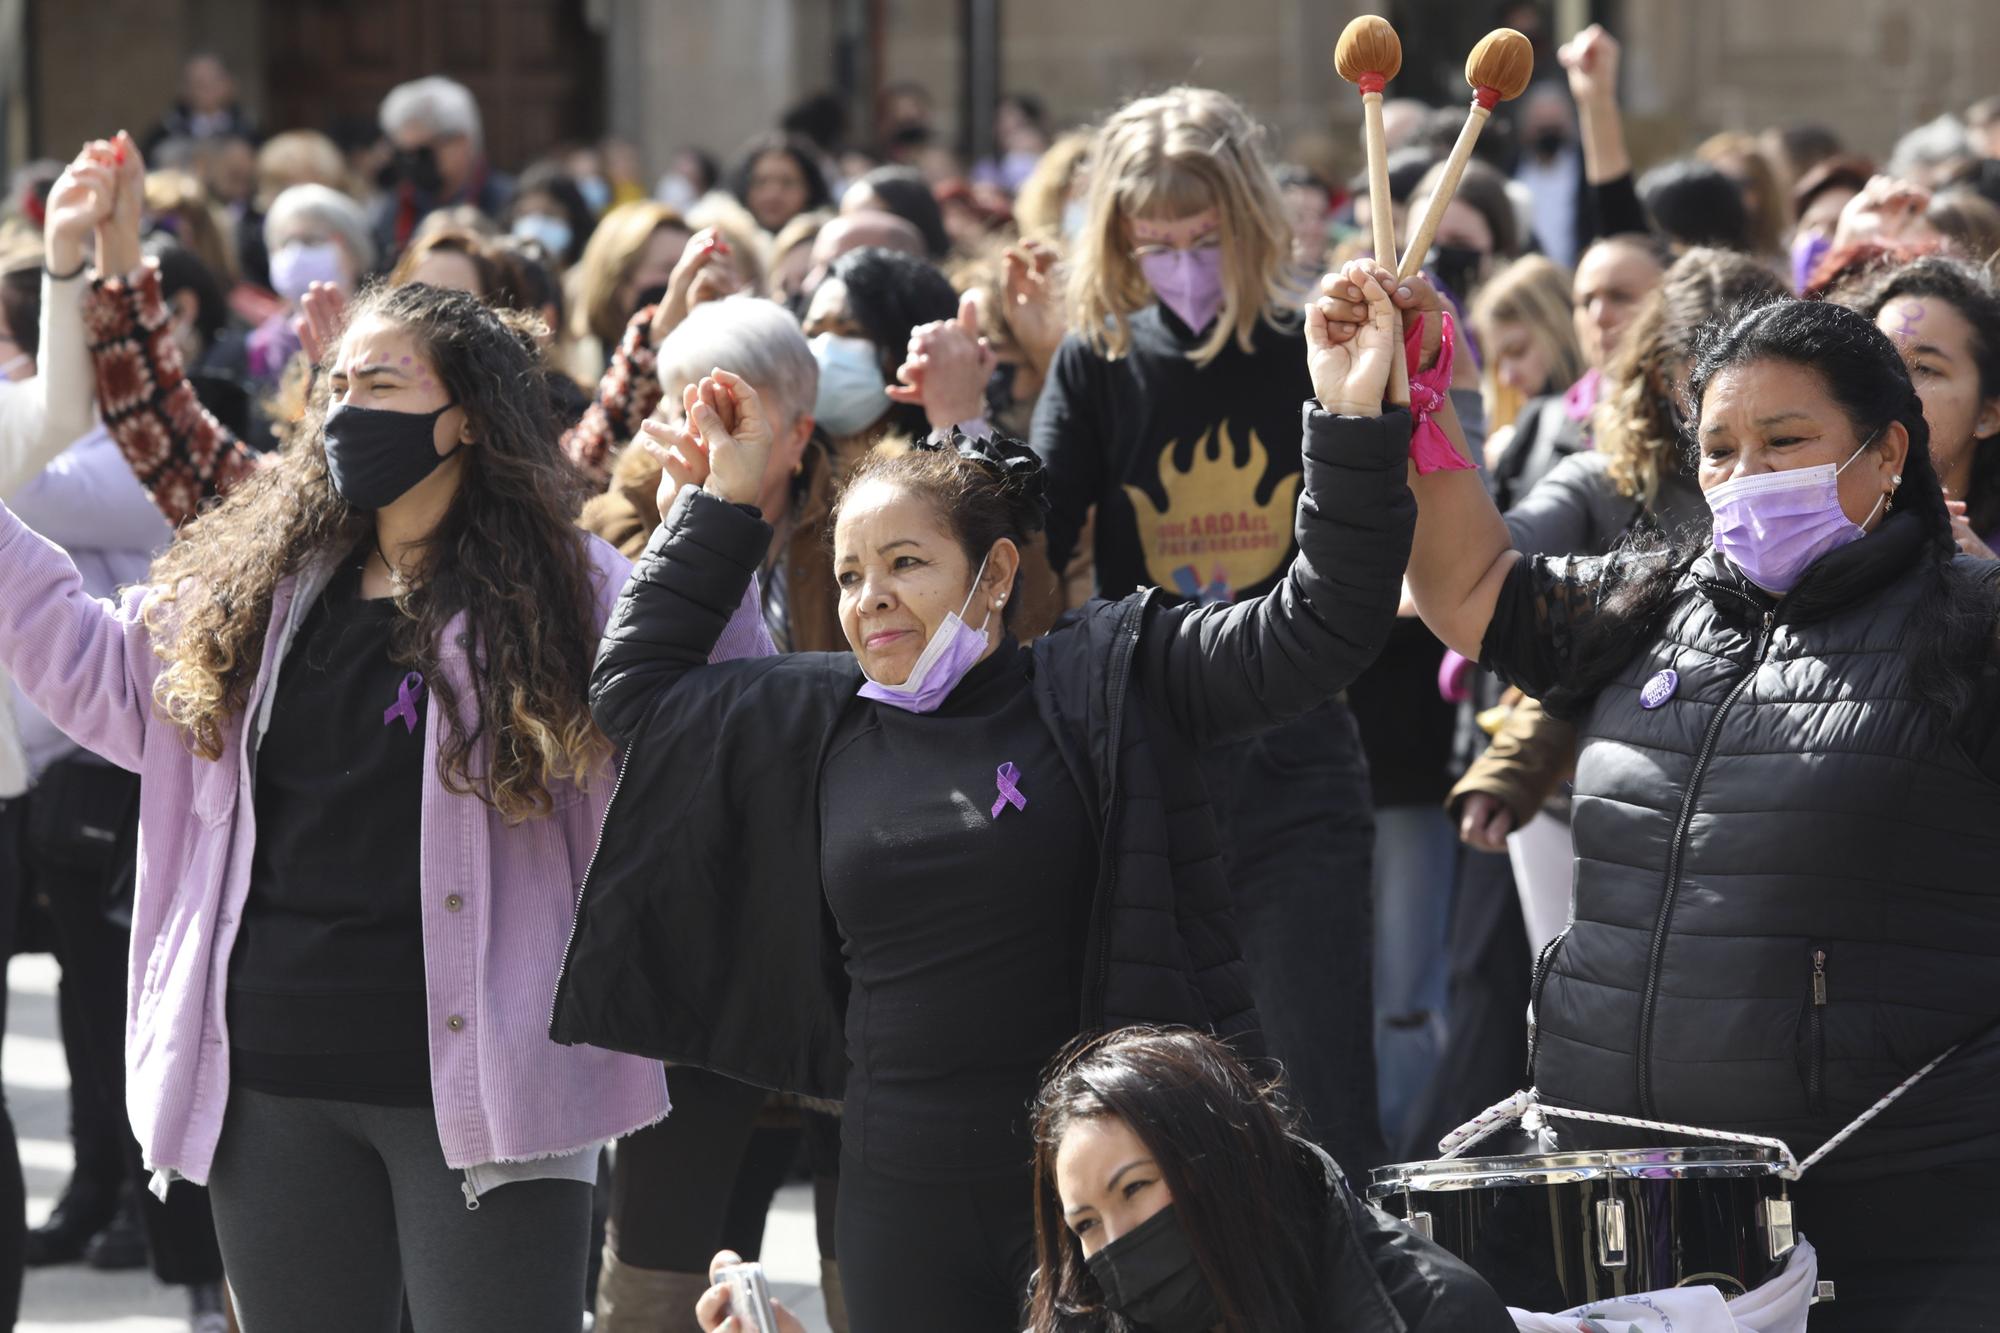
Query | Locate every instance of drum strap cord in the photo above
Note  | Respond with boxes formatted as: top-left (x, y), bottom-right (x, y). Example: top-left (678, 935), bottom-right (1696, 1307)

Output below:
top-left (1436, 1041), bottom-right (1964, 1179)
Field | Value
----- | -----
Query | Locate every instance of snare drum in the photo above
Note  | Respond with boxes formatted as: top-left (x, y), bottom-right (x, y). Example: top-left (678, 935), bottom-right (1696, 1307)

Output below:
top-left (1367, 1145), bottom-right (1793, 1310)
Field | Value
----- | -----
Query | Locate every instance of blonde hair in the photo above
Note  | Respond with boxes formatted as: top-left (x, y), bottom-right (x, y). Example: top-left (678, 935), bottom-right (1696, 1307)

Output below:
top-left (572, 201), bottom-right (688, 346)
top-left (144, 169), bottom-right (238, 284)
top-left (1015, 129), bottom-right (1093, 241)
top-left (1470, 255), bottom-right (1586, 415)
top-left (1067, 88), bottom-right (1302, 367)
top-left (254, 130), bottom-right (349, 211)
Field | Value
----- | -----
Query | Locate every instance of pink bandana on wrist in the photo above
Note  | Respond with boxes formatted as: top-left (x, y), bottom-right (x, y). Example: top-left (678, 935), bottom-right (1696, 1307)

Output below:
top-left (1405, 312), bottom-right (1473, 476)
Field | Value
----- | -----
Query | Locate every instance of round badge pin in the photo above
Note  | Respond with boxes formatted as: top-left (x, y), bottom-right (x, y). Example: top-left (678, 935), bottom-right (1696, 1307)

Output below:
top-left (1639, 668), bottom-right (1679, 709)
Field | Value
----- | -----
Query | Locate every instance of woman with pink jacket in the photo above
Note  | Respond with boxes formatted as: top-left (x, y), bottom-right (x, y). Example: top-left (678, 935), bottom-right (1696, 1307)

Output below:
top-left (0, 256), bottom-right (671, 1328)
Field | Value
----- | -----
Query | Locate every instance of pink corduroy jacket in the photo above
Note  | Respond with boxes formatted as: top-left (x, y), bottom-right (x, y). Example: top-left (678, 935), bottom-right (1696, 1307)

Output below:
top-left (0, 505), bottom-right (675, 1185)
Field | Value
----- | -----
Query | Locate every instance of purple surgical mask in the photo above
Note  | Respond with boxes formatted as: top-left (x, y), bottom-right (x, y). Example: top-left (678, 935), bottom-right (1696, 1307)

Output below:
top-left (857, 552), bottom-right (995, 713)
top-left (270, 240), bottom-right (347, 304)
top-left (1789, 230), bottom-right (1832, 293)
top-left (1139, 247), bottom-right (1226, 333)
top-left (1706, 436), bottom-right (1883, 594)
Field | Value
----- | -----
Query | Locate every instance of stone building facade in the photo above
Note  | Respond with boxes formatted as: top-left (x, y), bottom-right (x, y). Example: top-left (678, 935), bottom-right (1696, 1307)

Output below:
top-left (12, 0), bottom-right (2000, 187)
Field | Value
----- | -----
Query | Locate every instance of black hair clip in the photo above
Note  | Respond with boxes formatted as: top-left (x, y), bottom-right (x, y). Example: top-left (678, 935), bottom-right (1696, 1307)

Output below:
top-left (916, 429), bottom-right (1050, 515)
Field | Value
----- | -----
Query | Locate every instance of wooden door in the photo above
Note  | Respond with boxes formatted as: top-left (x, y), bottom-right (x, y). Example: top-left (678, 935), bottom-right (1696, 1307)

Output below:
top-left (262, 0), bottom-right (602, 170)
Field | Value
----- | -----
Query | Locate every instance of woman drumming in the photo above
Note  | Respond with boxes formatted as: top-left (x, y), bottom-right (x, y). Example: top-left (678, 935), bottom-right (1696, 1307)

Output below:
top-left (553, 269), bottom-right (1419, 1330)
top-left (1324, 263), bottom-right (2000, 1327)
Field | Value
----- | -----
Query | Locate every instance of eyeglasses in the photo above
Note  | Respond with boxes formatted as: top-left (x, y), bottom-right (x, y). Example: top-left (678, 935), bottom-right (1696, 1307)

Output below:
top-left (1130, 234), bottom-right (1222, 261)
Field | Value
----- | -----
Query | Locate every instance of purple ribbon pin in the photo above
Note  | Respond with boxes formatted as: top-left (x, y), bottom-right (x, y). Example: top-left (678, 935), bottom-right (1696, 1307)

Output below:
top-left (991, 762), bottom-right (1027, 819)
top-left (384, 671), bottom-right (425, 733)
top-left (1640, 668), bottom-right (1678, 710)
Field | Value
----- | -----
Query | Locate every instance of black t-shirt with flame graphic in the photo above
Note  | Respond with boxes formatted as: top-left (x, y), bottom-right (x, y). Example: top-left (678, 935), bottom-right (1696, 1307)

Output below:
top-left (1032, 304), bottom-right (1315, 606)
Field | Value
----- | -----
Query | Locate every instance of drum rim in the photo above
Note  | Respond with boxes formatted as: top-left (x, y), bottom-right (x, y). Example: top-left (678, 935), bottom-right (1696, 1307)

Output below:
top-left (1365, 1145), bottom-right (1788, 1196)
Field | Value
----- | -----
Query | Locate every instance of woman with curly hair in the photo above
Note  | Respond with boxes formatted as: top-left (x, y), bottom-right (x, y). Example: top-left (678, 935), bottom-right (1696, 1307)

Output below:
top-left (561, 263), bottom-right (1419, 1332)
top-left (0, 276), bottom-right (673, 1332)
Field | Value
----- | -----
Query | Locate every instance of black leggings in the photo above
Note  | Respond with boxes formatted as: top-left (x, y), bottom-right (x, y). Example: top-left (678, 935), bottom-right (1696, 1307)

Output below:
top-left (608, 1067), bottom-right (838, 1272)
top-left (0, 800), bottom-right (28, 1328)
top-left (835, 1151), bottom-right (1034, 1333)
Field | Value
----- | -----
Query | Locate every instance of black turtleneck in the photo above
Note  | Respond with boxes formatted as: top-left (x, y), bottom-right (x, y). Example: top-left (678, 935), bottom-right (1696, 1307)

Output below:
top-left (819, 638), bottom-right (1095, 1180)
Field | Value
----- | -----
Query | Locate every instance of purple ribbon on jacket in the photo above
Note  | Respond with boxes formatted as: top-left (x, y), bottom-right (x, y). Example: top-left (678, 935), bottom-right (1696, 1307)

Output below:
top-left (384, 671), bottom-right (425, 734)
top-left (991, 762), bottom-right (1027, 819)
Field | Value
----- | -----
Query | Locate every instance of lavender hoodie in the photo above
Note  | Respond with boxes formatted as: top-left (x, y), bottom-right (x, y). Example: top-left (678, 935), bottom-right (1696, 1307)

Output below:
top-left (0, 505), bottom-right (671, 1186)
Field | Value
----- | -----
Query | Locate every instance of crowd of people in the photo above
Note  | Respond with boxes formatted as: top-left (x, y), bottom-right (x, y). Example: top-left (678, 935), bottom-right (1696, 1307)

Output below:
top-left (0, 16), bottom-right (1995, 1332)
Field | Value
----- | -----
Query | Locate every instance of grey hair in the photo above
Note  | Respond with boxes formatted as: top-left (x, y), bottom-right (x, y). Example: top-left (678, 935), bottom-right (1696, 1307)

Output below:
top-left (655, 296), bottom-right (819, 429)
top-left (379, 75), bottom-right (483, 150)
top-left (264, 184), bottom-right (377, 273)
top-left (1887, 113), bottom-right (1973, 179)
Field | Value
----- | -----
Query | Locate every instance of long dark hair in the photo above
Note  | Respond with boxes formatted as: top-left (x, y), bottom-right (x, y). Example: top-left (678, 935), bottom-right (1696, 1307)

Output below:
top-left (1572, 298), bottom-right (1998, 725)
top-left (145, 282), bottom-right (609, 821)
top-left (1027, 1028), bottom-right (1323, 1333)
top-left (729, 132), bottom-right (833, 226)
top-left (1844, 255), bottom-right (2000, 537)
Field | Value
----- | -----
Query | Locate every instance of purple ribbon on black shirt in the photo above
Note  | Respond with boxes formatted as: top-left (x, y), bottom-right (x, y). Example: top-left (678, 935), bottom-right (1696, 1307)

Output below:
top-left (991, 762), bottom-right (1027, 819)
top-left (384, 671), bottom-right (424, 734)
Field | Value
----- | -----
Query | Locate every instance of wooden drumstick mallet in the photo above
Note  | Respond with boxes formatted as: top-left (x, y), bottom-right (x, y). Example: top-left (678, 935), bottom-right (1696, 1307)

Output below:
top-left (1335, 15), bottom-right (1409, 402)
top-left (1397, 28), bottom-right (1535, 280)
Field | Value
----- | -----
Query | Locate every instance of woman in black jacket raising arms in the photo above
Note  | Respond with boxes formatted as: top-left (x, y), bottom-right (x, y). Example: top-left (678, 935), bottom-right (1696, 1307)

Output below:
top-left (553, 264), bottom-right (1417, 1332)
top-left (1322, 264), bottom-right (2000, 1327)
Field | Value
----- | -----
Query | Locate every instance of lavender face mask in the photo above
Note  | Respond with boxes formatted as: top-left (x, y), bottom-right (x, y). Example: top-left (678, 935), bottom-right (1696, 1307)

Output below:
top-left (1706, 436), bottom-right (1883, 594)
top-left (1139, 246), bottom-right (1226, 333)
top-left (857, 553), bottom-right (995, 713)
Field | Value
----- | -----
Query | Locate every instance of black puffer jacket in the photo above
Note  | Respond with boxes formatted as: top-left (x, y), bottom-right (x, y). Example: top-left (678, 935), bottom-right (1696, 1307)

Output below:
top-left (1484, 512), bottom-right (2000, 1180)
top-left (551, 408), bottom-right (1416, 1101)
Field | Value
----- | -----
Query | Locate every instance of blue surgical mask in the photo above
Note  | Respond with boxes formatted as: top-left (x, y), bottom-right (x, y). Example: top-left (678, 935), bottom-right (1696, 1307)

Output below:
top-left (270, 240), bottom-right (347, 304)
top-left (809, 333), bottom-right (891, 437)
top-left (511, 213), bottom-right (573, 259)
top-left (576, 175), bottom-right (612, 215)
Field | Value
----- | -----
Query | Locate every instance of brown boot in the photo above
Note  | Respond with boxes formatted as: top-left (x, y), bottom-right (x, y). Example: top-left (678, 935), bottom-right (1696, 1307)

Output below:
top-left (594, 1245), bottom-right (713, 1333)
top-left (820, 1257), bottom-right (850, 1333)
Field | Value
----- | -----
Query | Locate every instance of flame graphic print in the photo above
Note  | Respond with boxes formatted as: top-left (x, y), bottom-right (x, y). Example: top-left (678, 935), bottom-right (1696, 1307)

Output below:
top-left (1122, 420), bottom-right (1299, 604)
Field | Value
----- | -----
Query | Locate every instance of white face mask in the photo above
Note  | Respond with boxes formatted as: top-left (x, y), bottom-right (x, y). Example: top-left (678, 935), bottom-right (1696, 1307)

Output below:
top-left (810, 332), bottom-right (891, 437)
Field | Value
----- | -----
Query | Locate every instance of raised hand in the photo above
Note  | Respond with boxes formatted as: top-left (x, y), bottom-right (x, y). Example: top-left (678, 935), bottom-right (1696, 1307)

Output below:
top-left (690, 369), bottom-right (774, 507)
top-left (1306, 259), bottom-right (1402, 415)
top-left (999, 238), bottom-right (1064, 373)
top-left (650, 227), bottom-right (742, 346)
top-left (1557, 23), bottom-right (1620, 106)
top-left (92, 129), bottom-right (148, 279)
top-left (1835, 174), bottom-right (1935, 248)
top-left (635, 411), bottom-right (711, 518)
top-left (889, 291), bottom-right (998, 431)
top-left (45, 141), bottom-right (119, 277)
top-left (295, 282), bottom-right (351, 364)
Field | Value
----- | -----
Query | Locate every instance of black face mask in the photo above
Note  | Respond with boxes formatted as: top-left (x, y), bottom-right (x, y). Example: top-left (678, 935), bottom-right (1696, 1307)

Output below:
top-left (1427, 244), bottom-right (1488, 304)
top-left (381, 144), bottom-right (444, 195)
top-left (1085, 1206), bottom-right (1220, 1333)
top-left (1531, 128), bottom-right (1571, 161)
top-left (630, 283), bottom-right (670, 321)
top-left (323, 402), bottom-right (461, 511)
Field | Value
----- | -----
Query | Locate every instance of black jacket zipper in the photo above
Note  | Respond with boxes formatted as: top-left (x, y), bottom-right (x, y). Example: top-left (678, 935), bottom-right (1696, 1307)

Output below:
top-left (1805, 947), bottom-right (1828, 1114)
top-left (1078, 599), bottom-right (1145, 1031)
top-left (548, 740), bottom-right (638, 1035)
top-left (1526, 926), bottom-right (1568, 1079)
top-left (1637, 607), bottom-right (1773, 1117)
